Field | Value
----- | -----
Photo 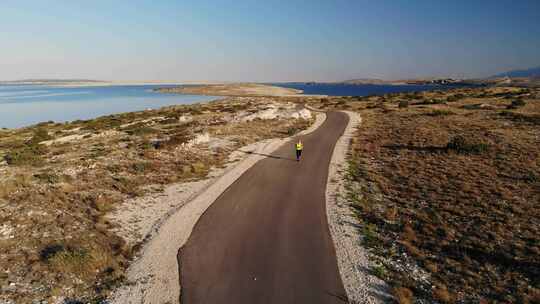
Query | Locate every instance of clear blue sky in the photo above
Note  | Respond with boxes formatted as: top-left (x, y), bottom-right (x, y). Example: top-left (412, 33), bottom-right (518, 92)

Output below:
top-left (1, 0), bottom-right (539, 82)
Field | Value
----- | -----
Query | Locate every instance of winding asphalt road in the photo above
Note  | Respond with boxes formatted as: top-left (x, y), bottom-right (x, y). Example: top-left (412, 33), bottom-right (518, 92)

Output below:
top-left (179, 112), bottom-right (349, 304)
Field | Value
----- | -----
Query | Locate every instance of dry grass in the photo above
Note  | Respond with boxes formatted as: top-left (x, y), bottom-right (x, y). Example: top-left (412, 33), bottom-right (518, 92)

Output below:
top-left (318, 86), bottom-right (540, 303)
top-left (0, 97), bottom-right (313, 302)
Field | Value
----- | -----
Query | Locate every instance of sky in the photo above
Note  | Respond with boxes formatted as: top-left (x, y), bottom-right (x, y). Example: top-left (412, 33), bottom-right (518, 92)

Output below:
top-left (1, 0), bottom-right (539, 82)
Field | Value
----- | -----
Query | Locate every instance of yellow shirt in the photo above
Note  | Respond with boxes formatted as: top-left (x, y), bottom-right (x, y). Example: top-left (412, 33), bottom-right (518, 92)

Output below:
top-left (295, 143), bottom-right (303, 150)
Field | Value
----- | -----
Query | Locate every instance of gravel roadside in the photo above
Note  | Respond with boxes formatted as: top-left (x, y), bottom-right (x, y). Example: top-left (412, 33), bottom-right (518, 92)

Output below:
top-left (325, 111), bottom-right (393, 303)
top-left (109, 112), bottom-right (326, 304)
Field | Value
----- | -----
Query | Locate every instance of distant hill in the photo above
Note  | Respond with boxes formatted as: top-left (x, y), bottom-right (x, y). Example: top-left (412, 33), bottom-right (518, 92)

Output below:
top-left (340, 77), bottom-right (470, 86)
top-left (491, 66), bottom-right (540, 78)
top-left (341, 78), bottom-right (388, 85)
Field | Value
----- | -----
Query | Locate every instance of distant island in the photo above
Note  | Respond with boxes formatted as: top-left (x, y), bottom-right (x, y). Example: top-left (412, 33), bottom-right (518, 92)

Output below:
top-left (340, 78), bottom-right (470, 85)
top-left (156, 83), bottom-right (305, 97)
top-left (280, 77), bottom-right (478, 86)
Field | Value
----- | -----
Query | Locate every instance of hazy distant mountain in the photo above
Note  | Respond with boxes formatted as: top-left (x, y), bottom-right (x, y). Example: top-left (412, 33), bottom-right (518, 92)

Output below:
top-left (341, 78), bottom-right (388, 84)
top-left (492, 67), bottom-right (540, 78)
top-left (1, 79), bottom-right (104, 84)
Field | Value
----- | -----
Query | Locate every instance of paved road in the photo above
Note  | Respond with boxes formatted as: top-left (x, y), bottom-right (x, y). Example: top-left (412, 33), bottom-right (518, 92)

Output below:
top-left (179, 112), bottom-right (349, 304)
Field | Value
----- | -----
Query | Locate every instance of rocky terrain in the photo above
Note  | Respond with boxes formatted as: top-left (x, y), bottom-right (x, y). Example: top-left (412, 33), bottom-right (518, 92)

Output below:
top-left (0, 96), bottom-right (315, 303)
top-left (2, 83), bottom-right (539, 303)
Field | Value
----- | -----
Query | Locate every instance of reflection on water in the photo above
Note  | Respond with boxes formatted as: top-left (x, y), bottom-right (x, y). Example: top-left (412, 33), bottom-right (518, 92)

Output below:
top-left (0, 85), bottom-right (215, 129)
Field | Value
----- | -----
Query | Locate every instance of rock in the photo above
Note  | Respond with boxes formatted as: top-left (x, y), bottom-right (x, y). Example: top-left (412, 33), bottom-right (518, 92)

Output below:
top-left (291, 109), bottom-right (312, 119)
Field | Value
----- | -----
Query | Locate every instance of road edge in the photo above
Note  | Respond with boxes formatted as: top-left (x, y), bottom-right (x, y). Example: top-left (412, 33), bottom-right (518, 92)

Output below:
top-left (109, 112), bottom-right (326, 304)
top-left (325, 110), bottom-right (393, 303)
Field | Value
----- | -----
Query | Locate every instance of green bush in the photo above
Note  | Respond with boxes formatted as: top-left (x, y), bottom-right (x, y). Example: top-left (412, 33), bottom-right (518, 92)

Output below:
top-left (362, 224), bottom-right (381, 248)
top-left (371, 264), bottom-right (387, 279)
top-left (4, 144), bottom-right (48, 166)
top-left (29, 128), bottom-right (52, 144)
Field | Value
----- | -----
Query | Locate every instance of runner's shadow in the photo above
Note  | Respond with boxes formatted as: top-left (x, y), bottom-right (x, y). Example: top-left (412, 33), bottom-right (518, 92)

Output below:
top-left (237, 150), bottom-right (297, 162)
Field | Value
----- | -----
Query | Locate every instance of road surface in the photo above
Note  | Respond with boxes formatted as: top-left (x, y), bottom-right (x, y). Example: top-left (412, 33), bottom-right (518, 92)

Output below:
top-left (179, 111), bottom-right (349, 304)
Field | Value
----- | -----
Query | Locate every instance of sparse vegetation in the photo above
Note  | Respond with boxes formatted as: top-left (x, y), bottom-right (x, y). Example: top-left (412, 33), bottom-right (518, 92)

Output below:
top-left (0, 96), bottom-right (314, 302)
top-left (314, 86), bottom-right (540, 303)
top-left (4, 143), bottom-right (48, 166)
top-left (393, 287), bottom-right (414, 304)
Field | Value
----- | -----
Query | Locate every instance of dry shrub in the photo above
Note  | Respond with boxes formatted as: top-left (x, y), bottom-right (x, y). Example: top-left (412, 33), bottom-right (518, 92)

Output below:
top-left (427, 109), bottom-right (454, 116)
top-left (384, 206), bottom-right (398, 222)
top-left (507, 99), bottom-right (526, 109)
top-left (162, 130), bottom-right (194, 148)
top-left (393, 287), bottom-right (414, 304)
top-left (401, 240), bottom-right (423, 258)
top-left (191, 162), bottom-right (208, 175)
top-left (433, 284), bottom-right (453, 303)
top-left (500, 111), bottom-right (540, 125)
top-left (29, 128), bottom-right (53, 144)
top-left (0, 174), bottom-right (33, 198)
top-left (4, 144), bottom-right (48, 166)
top-left (446, 135), bottom-right (489, 154)
top-left (92, 195), bottom-right (116, 213)
top-left (402, 224), bottom-right (418, 243)
top-left (425, 261), bottom-right (438, 273)
top-left (42, 244), bottom-right (114, 280)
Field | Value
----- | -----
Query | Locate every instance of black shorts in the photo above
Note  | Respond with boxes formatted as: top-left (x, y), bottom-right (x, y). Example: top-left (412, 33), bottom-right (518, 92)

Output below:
top-left (296, 149), bottom-right (302, 158)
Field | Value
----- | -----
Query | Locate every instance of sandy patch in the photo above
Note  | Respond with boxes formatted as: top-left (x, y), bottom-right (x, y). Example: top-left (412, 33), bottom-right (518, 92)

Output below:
top-left (325, 111), bottom-right (393, 303)
top-left (157, 83), bottom-right (304, 97)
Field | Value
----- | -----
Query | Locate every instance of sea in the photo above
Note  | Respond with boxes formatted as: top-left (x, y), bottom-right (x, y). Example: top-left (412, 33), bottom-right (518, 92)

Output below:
top-left (273, 82), bottom-right (461, 96)
top-left (0, 85), bottom-right (215, 129)
top-left (1, 83), bottom-right (462, 129)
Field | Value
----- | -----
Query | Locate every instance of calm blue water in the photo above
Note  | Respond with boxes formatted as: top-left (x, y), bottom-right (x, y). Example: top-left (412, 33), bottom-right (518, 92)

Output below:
top-left (274, 82), bottom-right (463, 96)
top-left (0, 85), bottom-right (215, 129)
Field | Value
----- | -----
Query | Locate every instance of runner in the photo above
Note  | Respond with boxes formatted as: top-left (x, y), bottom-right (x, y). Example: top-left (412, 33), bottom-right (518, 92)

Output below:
top-left (295, 140), bottom-right (303, 161)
